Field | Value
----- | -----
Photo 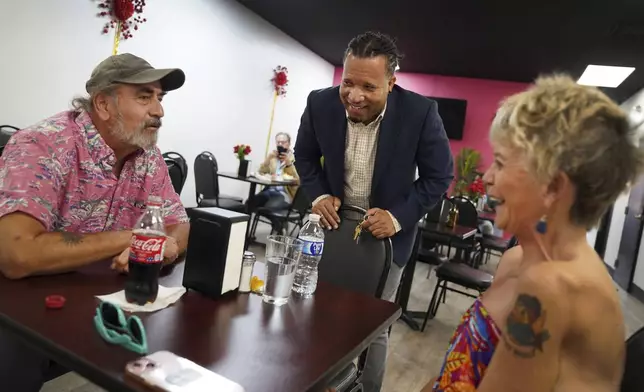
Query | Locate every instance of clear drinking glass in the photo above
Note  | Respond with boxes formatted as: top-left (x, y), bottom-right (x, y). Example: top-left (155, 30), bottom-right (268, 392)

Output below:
top-left (263, 235), bottom-right (303, 305)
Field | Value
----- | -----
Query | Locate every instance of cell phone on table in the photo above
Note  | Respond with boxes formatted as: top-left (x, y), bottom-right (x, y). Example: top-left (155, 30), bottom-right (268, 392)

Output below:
top-left (276, 145), bottom-right (287, 155)
top-left (125, 351), bottom-right (245, 392)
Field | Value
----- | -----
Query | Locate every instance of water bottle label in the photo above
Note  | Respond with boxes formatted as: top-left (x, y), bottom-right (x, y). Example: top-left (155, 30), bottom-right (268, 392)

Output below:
top-left (301, 240), bottom-right (323, 256)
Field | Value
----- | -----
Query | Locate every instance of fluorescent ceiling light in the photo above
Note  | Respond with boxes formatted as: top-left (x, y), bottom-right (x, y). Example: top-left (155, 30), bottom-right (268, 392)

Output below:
top-left (577, 65), bottom-right (635, 88)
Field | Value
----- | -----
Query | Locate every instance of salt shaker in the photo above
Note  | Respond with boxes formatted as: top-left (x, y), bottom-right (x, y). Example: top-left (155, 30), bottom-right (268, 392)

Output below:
top-left (238, 251), bottom-right (256, 293)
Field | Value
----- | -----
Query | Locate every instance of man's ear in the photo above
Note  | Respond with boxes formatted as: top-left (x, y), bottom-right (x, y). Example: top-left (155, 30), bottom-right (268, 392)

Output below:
top-left (388, 75), bottom-right (396, 93)
top-left (92, 92), bottom-right (115, 121)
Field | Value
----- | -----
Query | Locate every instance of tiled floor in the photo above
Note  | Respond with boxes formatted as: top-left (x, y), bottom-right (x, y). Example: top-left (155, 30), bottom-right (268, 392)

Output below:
top-left (41, 238), bottom-right (644, 392)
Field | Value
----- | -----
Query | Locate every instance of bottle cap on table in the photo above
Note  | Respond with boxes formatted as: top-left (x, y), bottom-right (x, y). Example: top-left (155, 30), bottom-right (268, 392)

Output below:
top-left (45, 295), bottom-right (66, 309)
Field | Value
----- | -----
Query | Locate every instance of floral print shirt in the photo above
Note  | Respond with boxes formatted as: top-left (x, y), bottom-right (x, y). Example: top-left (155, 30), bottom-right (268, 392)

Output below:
top-left (0, 110), bottom-right (188, 233)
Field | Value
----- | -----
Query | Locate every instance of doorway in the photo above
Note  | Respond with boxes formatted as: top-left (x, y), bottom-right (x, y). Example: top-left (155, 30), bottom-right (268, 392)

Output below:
top-left (614, 176), bottom-right (644, 291)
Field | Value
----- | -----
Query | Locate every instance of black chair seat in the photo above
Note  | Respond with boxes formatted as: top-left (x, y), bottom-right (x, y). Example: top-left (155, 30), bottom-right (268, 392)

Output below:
top-left (255, 207), bottom-right (300, 221)
top-left (199, 198), bottom-right (246, 213)
top-left (329, 362), bottom-right (359, 392)
top-left (418, 247), bottom-right (448, 266)
top-left (435, 262), bottom-right (493, 290)
top-left (480, 235), bottom-right (508, 252)
top-left (622, 326), bottom-right (644, 391)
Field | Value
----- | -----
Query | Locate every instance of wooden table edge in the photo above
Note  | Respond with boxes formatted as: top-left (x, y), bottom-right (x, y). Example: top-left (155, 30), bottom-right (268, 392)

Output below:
top-left (0, 310), bottom-right (140, 392)
top-left (0, 297), bottom-right (402, 392)
top-left (306, 305), bottom-right (402, 391)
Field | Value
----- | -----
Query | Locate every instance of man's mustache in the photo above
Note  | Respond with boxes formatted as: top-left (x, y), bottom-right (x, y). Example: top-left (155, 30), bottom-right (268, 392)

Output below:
top-left (141, 118), bottom-right (162, 129)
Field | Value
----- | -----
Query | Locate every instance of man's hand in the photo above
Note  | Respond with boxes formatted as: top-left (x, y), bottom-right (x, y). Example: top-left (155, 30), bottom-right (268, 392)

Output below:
top-left (361, 208), bottom-right (396, 239)
top-left (111, 236), bottom-right (180, 273)
top-left (312, 196), bottom-right (341, 230)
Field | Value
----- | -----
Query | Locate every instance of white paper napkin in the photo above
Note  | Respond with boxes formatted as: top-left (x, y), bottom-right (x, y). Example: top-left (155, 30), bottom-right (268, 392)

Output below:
top-left (95, 285), bottom-right (186, 313)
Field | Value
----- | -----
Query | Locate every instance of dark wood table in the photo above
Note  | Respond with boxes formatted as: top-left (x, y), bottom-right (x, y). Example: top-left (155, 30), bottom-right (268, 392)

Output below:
top-left (396, 221), bottom-right (477, 331)
top-left (218, 171), bottom-right (298, 246)
top-left (217, 171), bottom-right (297, 209)
top-left (0, 262), bottom-right (400, 392)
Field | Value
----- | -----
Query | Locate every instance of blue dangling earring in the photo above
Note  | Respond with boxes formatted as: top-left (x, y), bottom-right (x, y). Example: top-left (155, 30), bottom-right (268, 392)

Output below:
top-left (536, 216), bottom-right (548, 234)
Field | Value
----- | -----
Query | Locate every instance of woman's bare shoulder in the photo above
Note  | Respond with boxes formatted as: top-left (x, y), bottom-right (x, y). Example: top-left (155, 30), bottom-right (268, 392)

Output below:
top-left (494, 245), bottom-right (523, 280)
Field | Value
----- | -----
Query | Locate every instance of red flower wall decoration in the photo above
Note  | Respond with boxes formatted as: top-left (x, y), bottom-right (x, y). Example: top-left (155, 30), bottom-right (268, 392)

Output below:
top-left (271, 65), bottom-right (289, 96)
top-left (97, 0), bottom-right (147, 40)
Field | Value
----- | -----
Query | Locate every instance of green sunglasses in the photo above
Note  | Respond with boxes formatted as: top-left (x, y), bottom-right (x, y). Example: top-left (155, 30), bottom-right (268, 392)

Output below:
top-left (93, 301), bottom-right (148, 355)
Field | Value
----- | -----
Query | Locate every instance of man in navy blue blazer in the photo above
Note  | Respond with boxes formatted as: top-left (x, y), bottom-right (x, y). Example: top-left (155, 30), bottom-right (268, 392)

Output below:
top-left (294, 32), bottom-right (454, 391)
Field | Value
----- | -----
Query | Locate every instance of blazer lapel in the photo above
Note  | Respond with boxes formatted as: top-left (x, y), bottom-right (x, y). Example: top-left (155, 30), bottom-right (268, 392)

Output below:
top-left (322, 95), bottom-right (348, 197)
top-left (371, 90), bottom-right (400, 196)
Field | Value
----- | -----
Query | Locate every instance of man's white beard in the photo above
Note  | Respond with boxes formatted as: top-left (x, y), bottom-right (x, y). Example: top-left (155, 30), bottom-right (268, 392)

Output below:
top-left (111, 115), bottom-right (158, 150)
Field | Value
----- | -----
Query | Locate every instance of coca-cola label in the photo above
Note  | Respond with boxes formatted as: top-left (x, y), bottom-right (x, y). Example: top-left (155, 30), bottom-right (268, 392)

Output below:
top-left (129, 234), bottom-right (166, 264)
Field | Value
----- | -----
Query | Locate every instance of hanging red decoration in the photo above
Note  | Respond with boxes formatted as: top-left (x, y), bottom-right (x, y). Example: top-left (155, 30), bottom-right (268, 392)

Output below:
top-left (114, 0), bottom-right (135, 21)
top-left (97, 0), bottom-right (148, 40)
top-left (271, 65), bottom-right (289, 96)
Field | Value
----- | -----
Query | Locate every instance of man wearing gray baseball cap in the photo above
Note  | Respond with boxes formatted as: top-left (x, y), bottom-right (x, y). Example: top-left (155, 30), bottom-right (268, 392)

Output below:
top-left (0, 54), bottom-right (190, 391)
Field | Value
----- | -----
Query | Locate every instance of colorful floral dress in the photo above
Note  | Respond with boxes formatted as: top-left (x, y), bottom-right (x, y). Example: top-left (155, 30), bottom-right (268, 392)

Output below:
top-left (433, 298), bottom-right (502, 391)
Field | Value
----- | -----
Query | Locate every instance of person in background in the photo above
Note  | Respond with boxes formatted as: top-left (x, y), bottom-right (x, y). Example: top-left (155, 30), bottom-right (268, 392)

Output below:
top-left (254, 132), bottom-right (299, 233)
top-left (0, 53), bottom-right (190, 392)
top-left (295, 31), bottom-right (454, 392)
top-left (425, 75), bottom-right (643, 392)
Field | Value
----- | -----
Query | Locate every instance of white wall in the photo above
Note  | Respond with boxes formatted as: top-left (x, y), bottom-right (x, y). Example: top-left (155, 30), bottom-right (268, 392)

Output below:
top-left (603, 90), bottom-right (644, 276)
top-left (586, 228), bottom-right (598, 248)
top-left (604, 192), bottom-right (629, 268)
top-left (0, 0), bottom-right (334, 207)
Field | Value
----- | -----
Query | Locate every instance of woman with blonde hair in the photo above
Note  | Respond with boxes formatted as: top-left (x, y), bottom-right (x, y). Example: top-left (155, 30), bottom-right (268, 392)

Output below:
top-left (426, 75), bottom-right (644, 392)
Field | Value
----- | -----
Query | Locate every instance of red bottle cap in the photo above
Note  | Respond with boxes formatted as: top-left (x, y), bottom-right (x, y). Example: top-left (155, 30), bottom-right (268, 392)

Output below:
top-left (45, 295), bottom-right (66, 309)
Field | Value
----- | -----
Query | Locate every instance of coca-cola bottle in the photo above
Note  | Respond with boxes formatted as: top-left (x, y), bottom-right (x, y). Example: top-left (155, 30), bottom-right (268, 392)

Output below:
top-left (125, 196), bottom-right (167, 305)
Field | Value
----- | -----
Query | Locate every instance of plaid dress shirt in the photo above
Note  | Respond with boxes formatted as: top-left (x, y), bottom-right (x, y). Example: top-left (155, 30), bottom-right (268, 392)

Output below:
top-left (313, 105), bottom-right (401, 232)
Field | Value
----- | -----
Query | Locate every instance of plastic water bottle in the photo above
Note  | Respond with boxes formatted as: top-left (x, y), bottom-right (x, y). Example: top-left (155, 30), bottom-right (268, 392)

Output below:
top-left (292, 214), bottom-right (325, 298)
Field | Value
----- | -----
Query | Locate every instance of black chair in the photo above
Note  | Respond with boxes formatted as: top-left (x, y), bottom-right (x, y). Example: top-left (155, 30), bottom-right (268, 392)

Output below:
top-left (163, 151), bottom-right (188, 195)
top-left (449, 196), bottom-right (479, 227)
top-left (319, 205), bottom-right (392, 392)
top-left (447, 196), bottom-right (481, 264)
top-left (423, 197), bottom-right (453, 246)
top-left (418, 200), bottom-right (451, 277)
top-left (422, 261), bottom-right (493, 331)
top-left (621, 326), bottom-right (644, 392)
top-left (193, 151), bottom-right (245, 212)
top-left (506, 236), bottom-right (519, 250)
top-left (248, 187), bottom-right (310, 237)
top-left (478, 234), bottom-right (510, 264)
top-left (421, 197), bottom-right (492, 332)
top-left (0, 125), bottom-right (19, 156)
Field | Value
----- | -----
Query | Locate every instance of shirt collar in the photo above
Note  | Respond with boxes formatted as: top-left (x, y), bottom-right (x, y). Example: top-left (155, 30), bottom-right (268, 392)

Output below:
top-left (346, 103), bottom-right (387, 127)
top-left (73, 110), bottom-right (117, 166)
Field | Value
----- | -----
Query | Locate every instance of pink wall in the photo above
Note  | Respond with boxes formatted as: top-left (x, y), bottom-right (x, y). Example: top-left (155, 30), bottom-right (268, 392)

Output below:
top-left (333, 68), bottom-right (529, 168)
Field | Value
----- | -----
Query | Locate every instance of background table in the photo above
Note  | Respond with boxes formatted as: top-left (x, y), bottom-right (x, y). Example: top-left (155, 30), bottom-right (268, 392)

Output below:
top-left (218, 171), bottom-right (297, 211)
top-left (397, 221), bottom-right (478, 331)
top-left (0, 262), bottom-right (400, 392)
top-left (218, 171), bottom-right (299, 246)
